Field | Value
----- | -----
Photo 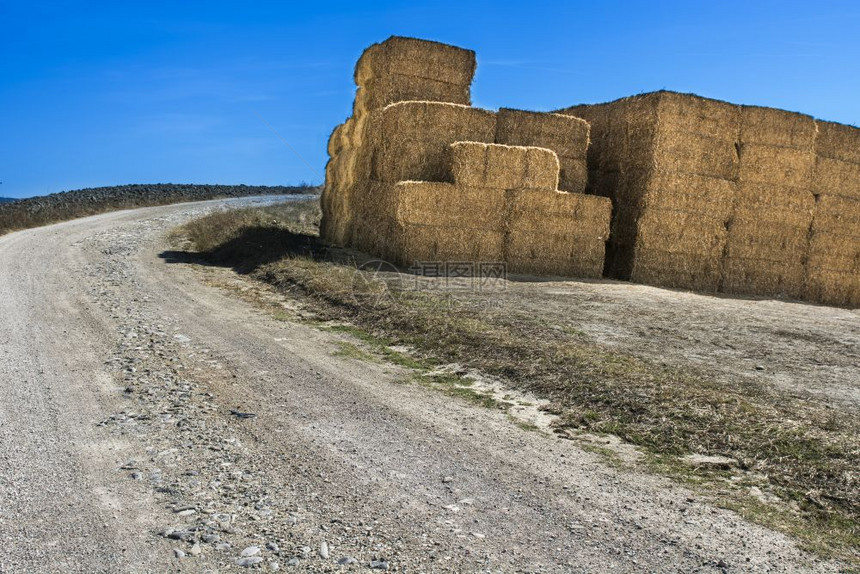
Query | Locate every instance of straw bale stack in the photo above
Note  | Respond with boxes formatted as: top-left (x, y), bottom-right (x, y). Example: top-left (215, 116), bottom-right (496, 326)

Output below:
top-left (805, 119), bottom-right (860, 306)
top-left (494, 108), bottom-right (589, 193)
top-left (560, 92), bottom-right (738, 289)
top-left (560, 91), bottom-right (860, 306)
top-left (322, 36), bottom-right (479, 250)
top-left (721, 106), bottom-right (817, 298)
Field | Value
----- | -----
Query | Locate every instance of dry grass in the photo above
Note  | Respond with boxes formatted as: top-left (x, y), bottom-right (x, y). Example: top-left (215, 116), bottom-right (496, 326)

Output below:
top-left (0, 184), bottom-right (315, 237)
top-left (175, 199), bottom-right (860, 564)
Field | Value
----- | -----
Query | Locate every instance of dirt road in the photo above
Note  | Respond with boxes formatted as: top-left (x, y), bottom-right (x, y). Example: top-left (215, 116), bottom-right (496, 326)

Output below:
top-left (0, 198), bottom-right (846, 572)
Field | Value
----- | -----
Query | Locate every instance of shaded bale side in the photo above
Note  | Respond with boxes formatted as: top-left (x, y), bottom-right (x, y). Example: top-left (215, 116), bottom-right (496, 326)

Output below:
top-left (327, 120), bottom-right (353, 158)
top-left (375, 102), bottom-right (496, 183)
top-left (392, 181), bottom-right (505, 230)
top-left (354, 74), bottom-right (471, 113)
top-left (449, 141), bottom-right (559, 191)
top-left (354, 36), bottom-right (476, 88)
top-left (342, 179), bottom-right (380, 250)
top-left (635, 211), bottom-right (728, 258)
top-left (814, 120), bottom-right (860, 164)
top-left (812, 157), bottom-right (860, 200)
top-left (630, 250), bottom-right (723, 292)
top-left (804, 269), bottom-right (860, 308)
top-left (565, 106), bottom-right (614, 178)
top-left (721, 258), bottom-right (806, 299)
top-left (557, 158), bottom-right (588, 194)
top-left (740, 105), bottom-right (817, 150)
top-left (494, 108), bottom-right (590, 161)
top-left (807, 231), bottom-right (860, 273)
top-left (811, 194), bottom-right (860, 232)
top-left (738, 144), bottom-right (815, 188)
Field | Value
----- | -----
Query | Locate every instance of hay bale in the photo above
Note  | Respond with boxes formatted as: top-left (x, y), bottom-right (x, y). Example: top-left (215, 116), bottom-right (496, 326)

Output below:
top-left (657, 91), bottom-right (741, 141)
top-left (812, 194), bottom-right (860, 232)
top-left (375, 101), bottom-right (496, 183)
top-left (721, 257), bottom-right (806, 299)
top-left (503, 188), bottom-right (609, 278)
top-left (740, 106), bottom-right (816, 150)
top-left (557, 158), bottom-right (588, 194)
top-left (814, 120), bottom-right (860, 164)
top-left (805, 268), bottom-right (860, 308)
top-left (354, 36), bottom-right (476, 88)
top-left (391, 222), bottom-right (504, 264)
top-left (327, 121), bottom-right (352, 158)
top-left (354, 74), bottom-right (471, 112)
top-left (640, 170), bottom-right (736, 220)
top-left (506, 189), bottom-right (611, 223)
top-left (506, 228), bottom-right (605, 259)
top-left (724, 222), bottom-right (810, 261)
top-left (449, 142), bottom-right (559, 190)
top-left (635, 211), bottom-right (728, 258)
top-left (735, 182), bottom-right (815, 216)
top-left (495, 108), bottom-right (590, 160)
top-left (642, 131), bottom-right (739, 179)
top-left (807, 231), bottom-right (860, 273)
top-left (812, 157), bottom-right (860, 200)
top-left (738, 144), bottom-right (815, 188)
top-left (392, 181), bottom-right (505, 230)
top-left (630, 250), bottom-right (723, 292)
top-left (506, 254), bottom-right (605, 278)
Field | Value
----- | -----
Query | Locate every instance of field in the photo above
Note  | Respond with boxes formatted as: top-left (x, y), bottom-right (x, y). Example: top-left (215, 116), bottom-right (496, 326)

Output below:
top-left (175, 197), bottom-right (860, 564)
top-left (0, 183), bottom-right (317, 236)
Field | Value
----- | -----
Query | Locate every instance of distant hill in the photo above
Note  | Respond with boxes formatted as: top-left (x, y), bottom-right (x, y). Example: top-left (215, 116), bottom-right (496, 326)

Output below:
top-left (0, 197), bottom-right (16, 204)
top-left (0, 183), bottom-right (319, 236)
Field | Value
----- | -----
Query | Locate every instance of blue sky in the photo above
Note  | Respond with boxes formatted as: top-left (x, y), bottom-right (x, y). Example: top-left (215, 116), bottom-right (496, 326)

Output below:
top-left (1, 1), bottom-right (858, 199)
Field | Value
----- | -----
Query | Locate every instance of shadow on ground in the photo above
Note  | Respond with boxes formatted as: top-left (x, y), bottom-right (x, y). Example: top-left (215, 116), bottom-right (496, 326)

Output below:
top-left (160, 227), bottom-right (325, 274)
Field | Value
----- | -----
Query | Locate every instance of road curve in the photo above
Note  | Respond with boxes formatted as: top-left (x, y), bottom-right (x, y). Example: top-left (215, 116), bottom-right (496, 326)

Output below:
top-left (0, 198), bottom-right (844, 573)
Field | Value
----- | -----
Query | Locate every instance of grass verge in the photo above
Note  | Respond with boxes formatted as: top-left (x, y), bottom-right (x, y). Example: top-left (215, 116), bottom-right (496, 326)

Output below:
top-left (173, 199), bottom-right (859, 564)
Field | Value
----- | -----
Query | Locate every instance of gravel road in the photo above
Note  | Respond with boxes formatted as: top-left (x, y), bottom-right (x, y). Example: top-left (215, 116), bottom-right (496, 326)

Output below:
top-left (0, 198), bottom-right (846, 572)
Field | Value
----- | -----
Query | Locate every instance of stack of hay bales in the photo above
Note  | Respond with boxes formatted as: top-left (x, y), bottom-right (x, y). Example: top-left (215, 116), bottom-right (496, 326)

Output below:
top-left (562, 92), bottom-right (739, 291)
top-left (806, 121), bottom-right (860, 307)
top-left (385, 142), bottom-right (611, 277)
top-left (560, 90), bottom-right (860, 307)
top-left (349, 100), bottom-right (497, 258)
top-left (320, 36), bottom-right (480, 250)
top-left (322, 36), bottom-right (613, 281)
top-left (723, 107), bottom-right (817, 298)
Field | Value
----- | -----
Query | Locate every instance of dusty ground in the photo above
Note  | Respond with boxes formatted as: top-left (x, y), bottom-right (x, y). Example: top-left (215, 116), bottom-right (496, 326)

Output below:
top-left (0, 197), bottom-right (852, 572)
top-left (484, 277), bottom-right (860, 409)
